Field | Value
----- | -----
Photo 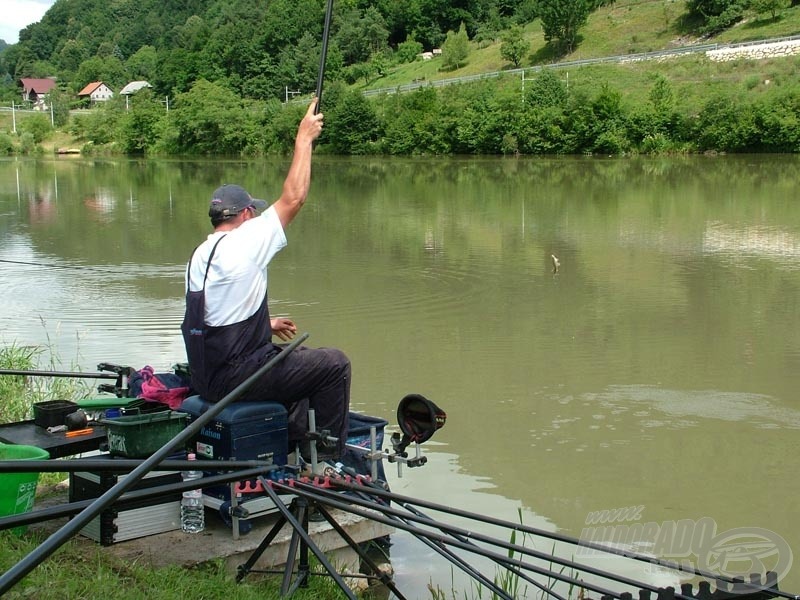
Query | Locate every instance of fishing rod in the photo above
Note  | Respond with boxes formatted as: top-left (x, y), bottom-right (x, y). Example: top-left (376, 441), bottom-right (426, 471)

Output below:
top-left (0, 362), bottom-right (132, 395)
top-left (0, 458), bottom-right (274, 473)
top-left (314, 0), bottom-right (335, 113)
top-left (301, 470), bottom-right (548, 600)
top-left (314, 476), bottom-right (518, 600)
top-left (329, 479), bottom-right (795, 599)
top-left (288, 479), bottom-right (685, 600)
top-left (0, 332), bottom-right (308, 596)
top-left (316, 478), bottom-right (536, 600)
top-left (287, 479), bottom-right (780, 600)
top-left (0, 369), bottom-right (118, 380)
top-left (268, 479), bottom-right (640, 600)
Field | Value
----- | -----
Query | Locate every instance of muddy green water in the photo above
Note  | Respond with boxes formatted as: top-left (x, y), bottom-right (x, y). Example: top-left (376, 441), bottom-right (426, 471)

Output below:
top-left (1, 155), bottom-right (799, 598)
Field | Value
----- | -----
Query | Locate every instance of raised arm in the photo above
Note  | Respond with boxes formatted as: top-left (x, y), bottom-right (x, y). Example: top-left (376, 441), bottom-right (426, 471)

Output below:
top-left (272, 99), bottom-right (324, 229)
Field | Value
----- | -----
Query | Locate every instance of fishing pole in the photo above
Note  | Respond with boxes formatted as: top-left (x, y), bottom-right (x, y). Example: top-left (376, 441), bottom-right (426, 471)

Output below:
top-left (0, 369), bottom-right (118, 380)
top-left (0, 458), bottom-right (275, 473)
top-left (314, 0), bottom-right (334, 113)
top-left (330, 479), bottom-right (795, 599)
top-left (302, 470), bottom-right (558, 600)
top-left (269, 479), bottom-right (637, 600)
top-left (289, 480), bottom-right (682, 600)
top-left (0, 467), bottom-right (275, 531)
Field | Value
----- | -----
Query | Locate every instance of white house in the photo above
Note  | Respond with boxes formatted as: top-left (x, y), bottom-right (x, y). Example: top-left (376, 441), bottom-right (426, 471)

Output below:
top-left (78, 81), bottom-right (114, 104)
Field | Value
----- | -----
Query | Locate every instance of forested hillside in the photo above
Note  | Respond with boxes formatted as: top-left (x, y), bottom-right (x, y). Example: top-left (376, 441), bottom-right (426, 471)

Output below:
top-left (1, 0), bottom-right (787, 102)
top-left (1, 0), bottom-right (799, 156)
top-left (2, 0), bottom-right (527, 100)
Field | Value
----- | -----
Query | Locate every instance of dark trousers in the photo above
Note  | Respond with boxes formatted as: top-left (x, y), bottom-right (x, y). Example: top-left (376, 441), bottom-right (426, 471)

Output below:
top-left (245, 345), bottom-right (351, 459)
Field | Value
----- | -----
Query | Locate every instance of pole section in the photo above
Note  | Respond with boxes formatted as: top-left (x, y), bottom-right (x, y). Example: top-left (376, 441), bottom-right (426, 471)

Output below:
top-left (314, 0), bottom-right (335, 113)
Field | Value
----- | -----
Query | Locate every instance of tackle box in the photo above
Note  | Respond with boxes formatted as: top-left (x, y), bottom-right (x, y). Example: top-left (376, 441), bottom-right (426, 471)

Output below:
top-left (178, 396), bottom-right (288, 502)
top-left (68, 456), bottom-right (182, 545)
top-left (33, 400), bottom-right (79, 428)
top-left (178, 396), bottom-right (288, 464)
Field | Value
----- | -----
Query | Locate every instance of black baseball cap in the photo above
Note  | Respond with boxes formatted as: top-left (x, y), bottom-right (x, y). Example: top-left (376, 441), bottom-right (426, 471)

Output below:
top-left (209, 184), bottom-right (268, 219)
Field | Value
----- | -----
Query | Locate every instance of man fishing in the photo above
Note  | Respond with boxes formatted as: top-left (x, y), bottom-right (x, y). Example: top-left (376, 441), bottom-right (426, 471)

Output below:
top-left (181, 98), bottom-right (350, 464)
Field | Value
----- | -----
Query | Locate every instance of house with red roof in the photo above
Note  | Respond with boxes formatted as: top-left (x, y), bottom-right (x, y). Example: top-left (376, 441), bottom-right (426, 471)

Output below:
top-left (77, 81), bottom-right (114, 104)
top-left (20, 78), bottom-right (57, 110)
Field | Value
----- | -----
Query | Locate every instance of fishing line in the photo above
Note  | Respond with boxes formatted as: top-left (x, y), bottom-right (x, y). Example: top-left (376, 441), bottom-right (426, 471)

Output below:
top-left (0, 258), bottom-right (121, 274)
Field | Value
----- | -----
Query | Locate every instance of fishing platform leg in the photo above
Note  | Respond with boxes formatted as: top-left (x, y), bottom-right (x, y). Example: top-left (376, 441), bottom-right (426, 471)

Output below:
top-left (235, 481), bottom-right (358, 599)
top-left (235, 477), bottom-right (405, 599)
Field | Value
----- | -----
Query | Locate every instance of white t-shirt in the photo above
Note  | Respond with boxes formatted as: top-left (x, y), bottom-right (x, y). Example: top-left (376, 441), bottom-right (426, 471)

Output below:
top-left (185, 205), bottom-right (286, 327)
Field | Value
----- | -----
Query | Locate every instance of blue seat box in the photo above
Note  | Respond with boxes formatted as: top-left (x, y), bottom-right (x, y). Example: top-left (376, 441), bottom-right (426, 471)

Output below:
top-left (178, 396), bottom-right (288, 466)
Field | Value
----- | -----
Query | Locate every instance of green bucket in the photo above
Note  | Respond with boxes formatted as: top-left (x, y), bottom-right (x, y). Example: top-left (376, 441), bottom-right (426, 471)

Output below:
top-left (0, 443), bottom-right (50, 535)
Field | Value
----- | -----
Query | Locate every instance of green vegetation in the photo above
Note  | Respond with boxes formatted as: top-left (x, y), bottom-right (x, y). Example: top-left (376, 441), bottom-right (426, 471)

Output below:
top-left (0, 342), bottom-right (91, 425)
top-left (0, 531), bottom-right (349, 600)
top-left (0, 0), bottom-right (799, 156)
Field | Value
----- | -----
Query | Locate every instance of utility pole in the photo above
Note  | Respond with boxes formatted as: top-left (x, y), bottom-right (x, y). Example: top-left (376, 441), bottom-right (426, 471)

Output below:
top-left (11, 102), bottom-right (16, 134)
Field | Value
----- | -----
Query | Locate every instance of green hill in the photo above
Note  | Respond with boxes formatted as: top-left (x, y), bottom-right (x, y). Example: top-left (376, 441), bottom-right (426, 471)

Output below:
top-left (355, 0), bottom-right (800, 111)
top-left (2, 0), bottom-right (800, 156)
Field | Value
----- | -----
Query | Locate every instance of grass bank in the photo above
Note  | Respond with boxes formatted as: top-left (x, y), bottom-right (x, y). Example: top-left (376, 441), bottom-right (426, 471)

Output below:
top-left (0, 530), bottom-right (348, 600)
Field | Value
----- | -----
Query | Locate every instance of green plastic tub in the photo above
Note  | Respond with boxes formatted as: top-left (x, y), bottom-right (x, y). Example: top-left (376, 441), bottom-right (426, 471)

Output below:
top-left (100, 410), bottom-right (188, 458)
top-left (0, 443), bottom-right (50, 535)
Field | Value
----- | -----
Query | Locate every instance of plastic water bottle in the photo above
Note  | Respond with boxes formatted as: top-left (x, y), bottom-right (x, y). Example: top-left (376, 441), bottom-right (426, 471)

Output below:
top-left (180, 453), bottom-right (205, 533)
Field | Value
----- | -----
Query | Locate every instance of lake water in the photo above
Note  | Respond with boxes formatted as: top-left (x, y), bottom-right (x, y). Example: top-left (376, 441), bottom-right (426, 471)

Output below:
top-left (1, 155), bottom-right (799, 598)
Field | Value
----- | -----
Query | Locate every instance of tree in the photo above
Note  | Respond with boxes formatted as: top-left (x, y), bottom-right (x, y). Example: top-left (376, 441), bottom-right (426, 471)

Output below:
top-left (126, 46), bottom-right (158, 81)
top-left (75, 55), bottom-right (127, 90)
top-left (441, 22), bottom-right (470, 70)
top-left (500, 25), bottom-right (529, 67)
top-left (750, 0), bottom-right (789, 19)
top-left (326, 87), bottom-right (381, 154)
top-left (396, 35), bottom-right (423, 64)
top-left (527, 69), bottom-right (568, 107)
top-left (170, 79), bottom-right (253, 155)
top-left (57, 39), bottom-right (89, 75)
top-left (118, 89), bottom-right (166, 155)
top-left (538, 0), bottom-right (591, 53)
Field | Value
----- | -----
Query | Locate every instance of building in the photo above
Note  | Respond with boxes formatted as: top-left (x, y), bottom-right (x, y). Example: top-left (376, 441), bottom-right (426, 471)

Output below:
top-left (77, 81), bottom-right (114, 104)
top-left (119, 81), bottom-right (153, 110)
top-left (119, 81), bottom-right (152, 95)
top-left (20, 78), bottom-right (57, 110)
